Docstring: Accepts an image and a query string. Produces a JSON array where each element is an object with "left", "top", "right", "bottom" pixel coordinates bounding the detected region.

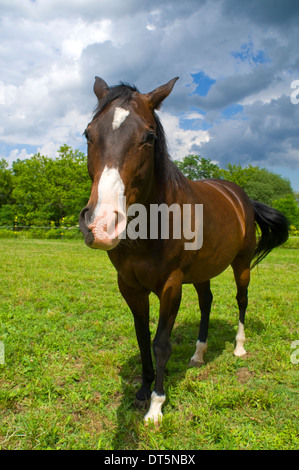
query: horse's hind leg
[
  {"left": 232, "top": 256, "right": 251, "bottom": 357},
  {"left": 189, "top": 281, "right": 213, "bottom": 367}
]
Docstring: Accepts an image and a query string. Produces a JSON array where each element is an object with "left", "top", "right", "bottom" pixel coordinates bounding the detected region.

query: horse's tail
[{"left": 251, "top": 200, "right": 289, "bottom": 269}]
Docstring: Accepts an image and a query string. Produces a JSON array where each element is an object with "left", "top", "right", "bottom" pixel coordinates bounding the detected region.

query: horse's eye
[
  {"left": 143, "top": 131, "right": 156, "bottom": 146},
  {"left": 84, "top": 129, "right": 91, "bottom": 143}
]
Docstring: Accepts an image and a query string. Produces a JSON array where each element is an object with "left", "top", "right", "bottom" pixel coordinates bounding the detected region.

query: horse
[{"left": 79, "top": 76, "right": 289, "bottom": 424}]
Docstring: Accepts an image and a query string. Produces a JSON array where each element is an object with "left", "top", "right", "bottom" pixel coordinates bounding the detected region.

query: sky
[{"left": 0, "top": 0, "right": 299, "bottom": 190}]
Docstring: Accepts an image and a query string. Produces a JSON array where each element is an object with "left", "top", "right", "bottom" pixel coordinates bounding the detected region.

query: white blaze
[
  {"left": 112, "top": 107, "right": 130, "bottom": 130},
  {"left": 94, "top": 166, "right": 126, "bottom": 219}
]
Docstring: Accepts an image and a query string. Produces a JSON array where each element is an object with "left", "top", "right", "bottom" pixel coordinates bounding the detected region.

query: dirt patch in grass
[{"left": 236, "top": 367, "right": 254, "bottom": 384}]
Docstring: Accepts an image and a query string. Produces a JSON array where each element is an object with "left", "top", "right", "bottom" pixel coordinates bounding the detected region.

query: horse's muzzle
[{"left": 79, "top": 204, "right": 126, "bottom": 250}]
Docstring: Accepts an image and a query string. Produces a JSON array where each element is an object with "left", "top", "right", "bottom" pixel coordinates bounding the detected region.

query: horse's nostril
[
  {"left": 79, "top": 206, "right": 92, "bottom": 234},
  {"left": 79, "top": 205, "right": 95, "bottom": 247}
]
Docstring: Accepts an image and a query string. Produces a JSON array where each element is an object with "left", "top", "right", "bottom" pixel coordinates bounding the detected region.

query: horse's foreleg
[
  {"left": 117, "top": 275, "right": 154, "bottom": 404},
  {"left": 144, "top": 270, "right": 183, "bottom": 425}
]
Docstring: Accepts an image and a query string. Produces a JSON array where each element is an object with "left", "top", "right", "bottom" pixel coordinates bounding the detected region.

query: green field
[{"left": 0, "top": 239, "right": 298, "bottom": 450}]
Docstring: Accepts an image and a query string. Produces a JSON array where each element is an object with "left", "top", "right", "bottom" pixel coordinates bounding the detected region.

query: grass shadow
[
  {"left": 111, "top": 314, "right": 264, "bottom": 449},
  {"left": 111, "top": 352, "right": 145, "bottom": 450}
]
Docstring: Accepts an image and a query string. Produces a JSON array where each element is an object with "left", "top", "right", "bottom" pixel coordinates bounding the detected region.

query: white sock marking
[
  {"left": 190, "top": 340, "right": 207, "bottom": 365},
  {"left": 144, "top": 391, "right": 165, "bottom": 424},
  {"left": 112, "top": 107, "right": 130, "bottom": 130},
  {"left": 234, "top": 321, "right": 246, "bottom": 356}
]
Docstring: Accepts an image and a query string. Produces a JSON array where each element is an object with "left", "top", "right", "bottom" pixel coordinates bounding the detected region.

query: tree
[
  {"left": 272, "top": 194, "right": 299, "bottom": 228},
  {"left": 243, "top": 169, "right": 293, "bottom": 206},
  {"left": 219, "top": 163, "right": 258, "bottom": 189},
  {"left": 174, "top": 155, "right": 221, "bottom": 180},
  {"left": 11, "top": 146, "right": 90, "bottom": 225},
  {"left": 0, "top": 204, "right": 15, "bottom": 226},
  {"left": 0, "top": 158, "right": 13, "bottom": 207},
  {"left": 44, "top": 145, "right": 91, "bottom": 225},
  {"left": 12, "top": 154, "right": 52, "bottom": 224},
  {"left": 218, "top": 164, "right": 293, "bottom": 205}
]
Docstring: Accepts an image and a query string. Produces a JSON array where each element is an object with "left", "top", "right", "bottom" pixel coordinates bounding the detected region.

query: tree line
[
  {"left": 0, "top": 146, "right": 90, "bottom": 227},
  {"left": 0, "top": 147, "right": 298, "bottom": 229}
]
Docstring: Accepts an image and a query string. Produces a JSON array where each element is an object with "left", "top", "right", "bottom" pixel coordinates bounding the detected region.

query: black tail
[{"left": 251, "top": 200, "right": 289, "bottom": 269}]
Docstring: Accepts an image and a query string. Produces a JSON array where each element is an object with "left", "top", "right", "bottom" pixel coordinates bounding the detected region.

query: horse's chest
[
  {"left": 125, "top": 259, "right": 161, "bottom": 292},
  {"left": 110, "top": 251, "right": 162, "bottom": 292}
]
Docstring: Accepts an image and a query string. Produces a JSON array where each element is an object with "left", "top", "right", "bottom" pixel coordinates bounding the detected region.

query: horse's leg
[
  {"left": 231, "top": 256, "right": 251, "bottom": 357},
  {"left": 189, "top": 280, "right": 213, "bottom": 366},
  {"left": 144, "top": 271, "right": 183, "bottom": 424},
  {"left": 117, "top": 275, "right": 154, "bottom": 405}
]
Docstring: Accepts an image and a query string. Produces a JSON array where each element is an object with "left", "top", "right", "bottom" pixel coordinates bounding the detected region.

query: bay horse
[{"left": 79, "top": 77, "right": 289, "bottom": 424}]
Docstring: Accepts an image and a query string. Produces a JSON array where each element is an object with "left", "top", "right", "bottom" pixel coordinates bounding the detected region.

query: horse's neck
[{"left": 152, "top": 162, "right": 190, "bottom": 206}]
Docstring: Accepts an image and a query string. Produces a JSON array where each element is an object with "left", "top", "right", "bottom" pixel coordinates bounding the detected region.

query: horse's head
[{"left": 79, "top": 76, "right": 178, "bottom": 250}]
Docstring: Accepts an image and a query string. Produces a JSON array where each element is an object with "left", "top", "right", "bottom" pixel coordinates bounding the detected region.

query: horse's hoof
[
  {"left": 188, "top": 359, "right": 204, "bottom": 368},
  {"left": 144, "top": 414, "right": 162, "bottom": 427},
  {"left": 234, "top": 347, "right": 247, "bottom": 357}
]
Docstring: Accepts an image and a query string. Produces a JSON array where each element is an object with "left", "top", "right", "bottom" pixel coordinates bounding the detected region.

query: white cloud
[
  {"left": 183, "top": 111, "right": 205, "bottom": 120},
  {"left": 158, "top": 111, "right": 210, "bottom": 160},
  {"left": 0, "top": 0, "right": 299, "bottom": 188},
  {"left": 7, "top": 148, "right": 34, "bottom": 166},
  {"left": 61, "top": 19, "right": 112, "bottom": 60},
  {"left": 146, "top": 24, "right": 156, "bottom": 31},
  {"left": 37, "top": 142, "right": 59, "bottom": 160}
]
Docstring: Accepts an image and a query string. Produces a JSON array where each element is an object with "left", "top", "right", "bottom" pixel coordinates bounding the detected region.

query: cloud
[
  {"left": 193, "top": 65, "right": 274, "bottom": 112},
  {"left": 158, "top": 110, "right": 210, "bottom": 160},
  {"left": 222, "top": 0, "right": 299, "bottom": 26},
  {"left": 61, "top": 19, "right": 112, "bottom": 60},
  {"left": 199, "top": 95, "right": 299, "bottom": 169},
  {"left": 0, "top": 0, "right": 299, "bottom": 189},
  {"left": 8, "top": 147, "right": 34, "bottom": 164}
]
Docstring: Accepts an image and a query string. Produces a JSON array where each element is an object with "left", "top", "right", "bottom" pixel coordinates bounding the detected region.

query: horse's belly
[
  {"left": 183, "top": 240, "right": 241, "bottom": 284},
  {"left": 183, "top": 258, "right": 231, "bottom": 284}
]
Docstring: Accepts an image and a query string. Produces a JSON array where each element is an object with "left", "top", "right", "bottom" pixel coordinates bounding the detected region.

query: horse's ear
[
  {"left": 94, "top": 76, "right": 110, "bottom": 101},
  {"left": 146, "top": 77, "right": 179, "bottom": 110}
]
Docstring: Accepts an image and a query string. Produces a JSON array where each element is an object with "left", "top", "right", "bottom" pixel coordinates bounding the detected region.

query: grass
[{"left": 0, "top": 239, "right": 298, "bottom": 450}]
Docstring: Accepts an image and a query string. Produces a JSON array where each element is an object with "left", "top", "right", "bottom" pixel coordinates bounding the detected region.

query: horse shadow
[{"left": 111, "top": 314, "right": 264, "bottom": 449}]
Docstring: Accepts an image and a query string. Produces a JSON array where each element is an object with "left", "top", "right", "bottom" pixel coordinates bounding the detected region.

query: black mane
[
  {"left": 153, "top": 112, "right": 187, "bottom": 192},
  {"left": 93, "top": 83, "right": 187, "bottom": 192}
]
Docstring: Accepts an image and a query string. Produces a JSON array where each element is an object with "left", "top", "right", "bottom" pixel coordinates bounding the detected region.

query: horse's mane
[{"left": 92, "top": 83, "right": 187, "bottom": 192}]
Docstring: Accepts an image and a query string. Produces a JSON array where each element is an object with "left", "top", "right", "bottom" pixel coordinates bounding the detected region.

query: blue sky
[{"left": 0, "top": 0, "right": 299, "bottom": 190}]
